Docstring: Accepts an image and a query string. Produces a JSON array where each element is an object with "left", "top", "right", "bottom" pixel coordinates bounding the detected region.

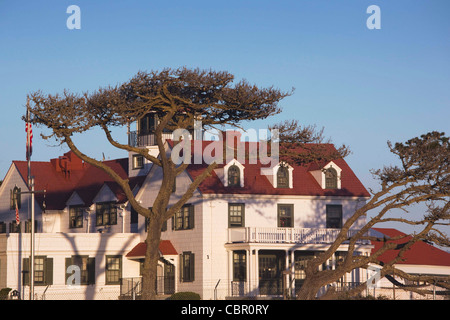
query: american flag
[
  {"left": 26, "top": 120, "right": 33, "bottom": 160},
  {"left": 15, "top": 201, "right": 20, "bottom": 225}
]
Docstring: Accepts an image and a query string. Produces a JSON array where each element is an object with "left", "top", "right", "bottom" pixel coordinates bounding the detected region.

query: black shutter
[
  {"left": 23, "top": 258, "right": 30, "bottom": 285},
  {"left": 189, "top": 205, "right": 194, "bottom": 229},
  {"left": 65, "top": 257, "right": 71, "bottom": 284},
  {"left": 88, "top": 258, "right": 96, "bottom": 285},
  {"left": 179, "top": 254, "right": 183, "bottom": 282},
  {"left": 45, "top": 258, "right": 53, "bottom": 285},
  {"left": 190, "top": 253, "right": 195, "bottom": 282}
]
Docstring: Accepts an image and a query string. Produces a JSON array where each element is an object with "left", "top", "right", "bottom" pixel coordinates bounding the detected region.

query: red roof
[
  {"left": 169, "top": 140, "right": 370, "bottom": 197},
  {"left": 13, "top": 151, "right": 144, "bottom": 210},
  {"left": 371, "top": 228, "right": 450, "bottom": 267},
  {"left": 126, "top": 241, "right": 178, "bottom": 258}
]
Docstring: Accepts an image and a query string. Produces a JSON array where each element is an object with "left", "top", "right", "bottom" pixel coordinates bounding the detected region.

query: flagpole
[
  {"left": 27, "top": 98, "right": 31, "bottom": 189},
  {"left": 26, "top": 98, "right": 35, "bottom": 300}
]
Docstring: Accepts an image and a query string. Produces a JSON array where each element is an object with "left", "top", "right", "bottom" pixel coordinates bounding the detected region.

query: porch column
[
  {"left": 285, "top": 250, "right": 290, "bottom": 297},
  {"left": 290, "top": 250, "right": 295, "bottom": 297},
  {"left": 246, "top": 249, "right": 251, "bottom": 296},
  {"left": 254, "top": 249, "right": 260, "bottom": 296},
  {"left": 228, "top": 250, "right": 233, "bottom": 296}
]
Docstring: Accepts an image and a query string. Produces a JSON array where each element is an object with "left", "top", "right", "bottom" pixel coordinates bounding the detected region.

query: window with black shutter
[
  {"left": 23, "top": 256, "right": 53, "bottom": 286},
  {"left": 180, "top": 252, "right": 195, "bottom": 282},
  {"left": 172, "top": 204, "right": 194, "bottom": 230},
  {"left": 65, "top": 255, "right": 95, "bottom": 285}
]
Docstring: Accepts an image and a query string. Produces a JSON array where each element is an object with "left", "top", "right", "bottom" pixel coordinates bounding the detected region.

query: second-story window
[
  {"left": 278, "top": 204, "right": 294, "bottom": 227},
  {"left": 96, "top": 202, "right": 117, "bottom": 226},
  {"left": 69, "top": 205, "right": 84, "bottom": 228},
  {"left": 326, "top": 205, "right": 342, "bottom": 228},
  {"left": 139, "top": 113, "right": 156, "bottom": 135},
  {"left": 228, "top": 203, "right": 245, "bottom": 228},
  {"left": 228, "top": 165, "right": 241, "bottom": 187},
  {"left": 172, "top": 204, "right": 194, "bottom": 230},
  {"left": 277, "top": 166, "right": 289, "bottom": 188}
]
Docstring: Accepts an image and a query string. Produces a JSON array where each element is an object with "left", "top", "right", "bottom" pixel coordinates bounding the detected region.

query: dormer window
[
  {"left": 228, "top": 165, "right": 240, "bottom": 187},
  {"left": 277, "top": 166, "right": 289, "bottom": 188},
  {"left": 325, "top": 167, "right": 338, "bottom": 189},
  {"left": 309, "top": 161, "right": 342, "bottom": 190},
  {"left": 220, "top": 160, "right": 245, "bottom": 188}
]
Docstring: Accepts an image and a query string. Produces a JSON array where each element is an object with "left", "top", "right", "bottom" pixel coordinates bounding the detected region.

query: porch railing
[
  {"left": 119, "top": 276, "right": 174, "bottom": 299},
  {"left": 228, "top": 227, "right": 370, "bottom": 245}
]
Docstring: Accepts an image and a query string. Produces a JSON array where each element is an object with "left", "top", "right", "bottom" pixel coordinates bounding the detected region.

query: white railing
[{"left": 228, "top": 227, "right": 368, "bottom": 245}]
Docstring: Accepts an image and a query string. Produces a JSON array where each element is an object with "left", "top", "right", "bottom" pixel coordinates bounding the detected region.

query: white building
[
  {"left": 0, "top": 114, "right": 376, "bottom": 300},
  {"left": 369, "top": 228, "right": 450, "bottom": 300}
]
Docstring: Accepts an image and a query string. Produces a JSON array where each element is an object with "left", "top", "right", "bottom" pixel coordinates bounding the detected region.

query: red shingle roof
[
  {"left": 371, "top": 228, "right": 450, "bottom": 267},
  {"left": 13, "top": 151, "right": 144, "bottom": 210},
  {"left": 170, "top": 140, "right": 370, "bottom": 197},
  {"left": 126, "top": 240, "right": 178, "bottom": 258}
]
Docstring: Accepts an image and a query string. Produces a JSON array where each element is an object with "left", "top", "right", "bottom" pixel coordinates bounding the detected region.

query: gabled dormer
[
  {"left": 215, "top": 159, "right": 245, "bottom": 188},
  {"left": 310, "top": 161, "right": 342, "bottom": 189},
  {"left": 263, "top": 162, "right": 294, "bottom": 189}
]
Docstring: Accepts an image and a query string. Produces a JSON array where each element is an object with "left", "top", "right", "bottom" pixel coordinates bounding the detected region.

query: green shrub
[
  {"left": 0, "top": 288, "right": 12, "bottom": 300},
  {"left": 167, "top": 292, "right": 201, "bottom": 300}
]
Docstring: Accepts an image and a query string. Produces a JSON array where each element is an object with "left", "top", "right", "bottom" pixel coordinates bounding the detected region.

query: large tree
[
  {"left": 290, "top": 131, "right": 450, "bottom": 300},
  {"left": 27, "top": 67, "right": 294, "bottom": 299}
]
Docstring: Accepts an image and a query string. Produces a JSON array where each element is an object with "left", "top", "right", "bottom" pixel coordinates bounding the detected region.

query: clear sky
[{"left": 0, "top": 1, "right": 449, "bottom": 234}]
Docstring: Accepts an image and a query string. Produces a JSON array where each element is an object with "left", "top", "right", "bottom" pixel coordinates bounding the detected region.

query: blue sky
[{"left": 1, "top": 1, "right": 449, "bottom": 233}]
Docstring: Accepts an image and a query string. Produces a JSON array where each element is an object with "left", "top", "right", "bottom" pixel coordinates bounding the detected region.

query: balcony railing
[
  {"left": 128, "top": 131, "right": 173, "bottom": 148},
  {"left": 228, "top": 227, "right": 370, "bottom": 245}
]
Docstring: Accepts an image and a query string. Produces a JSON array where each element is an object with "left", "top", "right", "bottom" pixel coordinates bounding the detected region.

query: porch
[
  {"left": 225, "top": 242, "right": 372, "bottom": 299},
  {"left": 228, "top": 227, "right": 370, "bottom": 245}
]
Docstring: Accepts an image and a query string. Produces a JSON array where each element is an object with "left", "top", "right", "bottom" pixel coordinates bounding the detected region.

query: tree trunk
[
  {"left": 296, "top": 276, "right": 324, "bottom": 300},
  {"left": 141, "top": 217, "right": 162, "bottom": 300}
]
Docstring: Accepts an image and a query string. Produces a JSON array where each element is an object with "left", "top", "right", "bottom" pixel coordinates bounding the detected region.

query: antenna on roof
[{"left": 102, "top": 152, "right": 105, "bottom": 161}]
